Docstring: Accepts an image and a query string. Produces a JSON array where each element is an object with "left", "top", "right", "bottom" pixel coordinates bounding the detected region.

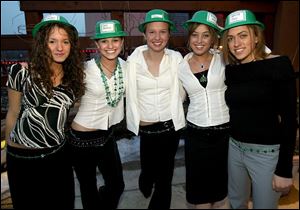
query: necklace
[
  {"left": 96, "top": 59, "right": 124, "bottom": 107},
  {"left": 101, "top": 62, "right": 115, "bottom": 74},
  {"left": 199, "top": 63, "right": 207, "bottom": 83},
  {"left": 192, "top": 56, "right": 210, "bottom": 83},
  {"left": 52, "top": 70, "right": 63, "bottom": 84}
]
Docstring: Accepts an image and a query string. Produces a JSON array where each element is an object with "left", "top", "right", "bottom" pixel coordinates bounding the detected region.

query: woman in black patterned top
[
  {"left": 221, "top": 10, "right": 297, "bottom": 209},
  {"left": 5, "top": 15, "right": 85, "bottom": 209}
]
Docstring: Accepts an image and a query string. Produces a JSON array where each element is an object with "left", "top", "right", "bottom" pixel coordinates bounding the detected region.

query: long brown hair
[
  {"left": 187, "top": 23, "right": 219, "bottom": 51},
  {"left": 29, "top": 23, "right": 85, "bottom": 99},
  {"left": 221, "top": 25, "right": 268, "bottom": 65}
]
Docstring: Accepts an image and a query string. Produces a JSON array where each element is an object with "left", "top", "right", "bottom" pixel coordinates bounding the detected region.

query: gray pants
[{"left": 228, "top": 137, "right": 281, "bottom": 209}]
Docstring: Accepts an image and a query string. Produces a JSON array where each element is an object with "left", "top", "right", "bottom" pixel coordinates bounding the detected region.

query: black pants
[
  {"left": 139, "top": 120, "right": 180, "bottom": 209},
  {"left": 7, "top": 143, "right": 75, "bottom": 209},
  {"left": 68, "top": 129, "right": 124, "bottom": 209}
]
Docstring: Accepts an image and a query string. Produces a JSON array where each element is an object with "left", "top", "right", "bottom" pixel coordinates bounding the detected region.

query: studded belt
[
  {"left": 68, "top": 129, "right": 112, "bottom": 148},
  {"left": 139, "top": 120, "right": 174, "bottom": 134},
  {"left": 230, "top": 138, "right": 280, "bottom": 154}
]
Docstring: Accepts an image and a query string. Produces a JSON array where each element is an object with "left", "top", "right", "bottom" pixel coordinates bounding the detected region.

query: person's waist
[
  {"left": 8, "top": 132, "right": 65, "bottom": 149},
  {"left": 140, "top": 112, "right": 172, "bottom": 124},
  {"left": 139, "top": 103, "right": 171, "bottom": 120},
  {"left": 189, "top": 90, "right": 227, "bottom": 101},
  {"left": 139, "top": 119, "right": 174, "bottom": 133},
  {"left": 230, "top": 137, "right": 280, "bottom": 153},
  {"left": 187, "top": 121, "right": 230, "bottom": 130},
  {"left": 69, "top": 127, "right": 112, "bottom": 139},
  {"left": 6, "top": 140, "right": 66, "bottom": 159},
  {"left": 187, "top": 114, "right": 229, "bottom": 127},
  {"left": 6, "top": 139, "right": 30, "bottom": 149},
  {"left": 73, "top": 115, "right": 123, "bottom": 130},
  {"left": 68, "top": 128, "right": 113, "bottom": 147}
]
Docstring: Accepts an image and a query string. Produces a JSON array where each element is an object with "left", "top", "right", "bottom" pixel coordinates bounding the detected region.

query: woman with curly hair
[{"left": 5, "top": 14, "right": 85, "bottom": 209}]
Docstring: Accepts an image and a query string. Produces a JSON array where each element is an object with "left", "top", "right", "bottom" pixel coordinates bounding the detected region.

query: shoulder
[
  {"left": 166, "top": 49, "right": 183, "bottom": 61},
  {"left": 118, "top": 57, "right": 126, "bottom": 65},
  {"left": 127, "top": 45, "right": 147, "bottom": 62},
  {"left": 84, "top": 58, "right": 98, "bottom": 70},
  {"left": 262, "top": 55, "right": 294, "bottom": 80},
  {"left": 266, "top": 54, "right": 280, "bottom": 59},
  {"left": 9, "top": 63, "right": 28, "bottom": 78},
  {"left": 118, "top": 57, "right": 127, "bottom": 70},
  {"left": 85, "top": 58, "right": 96, "bottom": 66},
  {"left": 19, "top": 62, "right": 28, "bottom": 68},
  {"left": 263, "top": 55, "right": 292, "bottom": 66}
]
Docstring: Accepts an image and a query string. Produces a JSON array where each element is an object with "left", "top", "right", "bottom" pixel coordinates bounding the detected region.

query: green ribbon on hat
[
  {"left": 91, "top": 20, "right": 127, "bottom": 40},
  {"left": 138, "top": 9, "right": 176, "bottom": 32},
  {"left": 32, "top": 14, "right": 77, "bottom": 37},
  {"left": 221, "top": 10, "right": 265, "bottom": 34}
]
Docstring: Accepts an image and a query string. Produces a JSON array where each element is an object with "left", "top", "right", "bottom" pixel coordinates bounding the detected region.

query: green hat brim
[
  {"left": 221, "top": 21, "right": 265, "bottom": 34},
  {"left": 90, "top": 31, "right": 127, "bottom": 40},
  {"left": 138, "top": 20, "right": 176, "bottom": 33},
  {"left": 32, "top": 20, "right": 77, "bottom": 37}
]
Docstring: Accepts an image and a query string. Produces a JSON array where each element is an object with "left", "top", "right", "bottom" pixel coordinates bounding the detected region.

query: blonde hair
[{"left": 221, "top": 25, "right": 268, "bottom": 65}]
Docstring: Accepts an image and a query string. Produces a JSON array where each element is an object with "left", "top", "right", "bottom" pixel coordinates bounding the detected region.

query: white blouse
[
  {"left": 73, "top": 57, "right": 125, "bottom": 130},
  {"left": 179, "top": 51, "right": 229, "bottom": 127},
  {"left": 136, "top": 53, "right": 172, "bottom": 122},
  {"left": 126, "top": 45, "right": 186, "bottom": 135}
]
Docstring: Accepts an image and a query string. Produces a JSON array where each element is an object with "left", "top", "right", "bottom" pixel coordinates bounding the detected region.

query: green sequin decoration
[{"left": 199, "top": 74, "right": 207, "bottom": 83}]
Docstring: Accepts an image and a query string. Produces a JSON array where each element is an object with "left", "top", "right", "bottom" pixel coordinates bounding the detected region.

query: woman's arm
[{"left": 5, "top": 88, "right": 22, "bottom": 142}]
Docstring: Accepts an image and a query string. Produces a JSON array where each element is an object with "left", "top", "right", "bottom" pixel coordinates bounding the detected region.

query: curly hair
[{"left": 29, "top": 23, "right": 85, "bottom": 99}]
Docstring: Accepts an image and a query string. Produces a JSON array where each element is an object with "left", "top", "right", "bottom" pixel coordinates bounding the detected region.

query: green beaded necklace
[{"left": 96, "top": 59, "right": 124, "bottom": 107}]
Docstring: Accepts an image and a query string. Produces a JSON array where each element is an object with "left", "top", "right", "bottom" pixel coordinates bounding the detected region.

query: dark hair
[
  {"left": 29, "top": 23, "right": 85, "bottom": 99},
  {"left": 187, "top": 23, "right": 219, "bottom": 51},
  {"left": 221, "top": 25, "right": 268, "bottom": 65}
]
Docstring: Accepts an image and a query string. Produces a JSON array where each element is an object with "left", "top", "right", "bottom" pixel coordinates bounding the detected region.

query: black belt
[
  {"left": 187, "top": 121, "right": 230, "bottom": 130},
  {"left": 139, "top": 120, "right": 174, "bottom": 134},
  {"left": 68, "top": 129, "right": 112, "bottom": 148}
]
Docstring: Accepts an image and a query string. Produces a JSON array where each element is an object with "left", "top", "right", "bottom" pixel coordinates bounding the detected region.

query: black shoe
[{"left": 138, "top": 174, "right": 153, "bottom": 198}]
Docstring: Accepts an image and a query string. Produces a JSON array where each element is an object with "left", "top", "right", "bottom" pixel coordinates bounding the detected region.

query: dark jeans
[
  {"left": 6, "top": 143, "right": 75, "bottom": 209},
  {"left": 68, "top": 129, "right": 124, "bottom": 209},
  {"left": 139, "top": 120, "right": 181, "bottom": 209}
]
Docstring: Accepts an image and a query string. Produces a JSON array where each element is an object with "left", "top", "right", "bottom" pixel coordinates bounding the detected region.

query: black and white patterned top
[{"left": 7, "top": 64, "right": 75, "bottom": 148}]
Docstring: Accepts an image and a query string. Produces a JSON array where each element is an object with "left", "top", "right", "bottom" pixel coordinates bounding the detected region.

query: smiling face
[
  {"left": 189, "top": 24, "right": 214, "bottom": 56},
  {"left": 95, "top": 37, "right": 124, "bottom": 60},
  {"left": 144, "top": 22, "right": 170, "bottom": 53},
  {"left": 227, "top": 25, "right": 258, "bottom": 63},
  {"left": 47, "top": 26, "right": 71, "bottom": 63}
]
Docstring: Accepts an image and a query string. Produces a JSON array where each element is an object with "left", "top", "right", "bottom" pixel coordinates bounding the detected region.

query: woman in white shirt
[
  {"left": 179, "top": 11, "right": 230, "bottom": 209},
  {"left": 69, "top": 20, "right": 126, "bottom": 209},
  {"left": 126, "top": 9, "right": 185, "bottom": 209}
]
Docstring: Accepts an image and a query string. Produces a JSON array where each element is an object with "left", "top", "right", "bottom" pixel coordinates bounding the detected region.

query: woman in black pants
[
  {"left": 126, "top": 9, "right": 186, "bottom": 209},
  {"left": 69, "top": 20, "right": 127, "bottom": 209}
]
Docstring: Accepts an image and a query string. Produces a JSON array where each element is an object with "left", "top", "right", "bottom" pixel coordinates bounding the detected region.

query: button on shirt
[
  {"left": 136, "top": 56, "right": 172, "bottom": 122},
  {"left": 126, "top": 45, "right": 186, "bottom": 135},
  {"left": 73, "top": 58, "right": 125, "bottom": 130},
  {"left": 179, "top": 51, "right": 229, "bottom": 127}
]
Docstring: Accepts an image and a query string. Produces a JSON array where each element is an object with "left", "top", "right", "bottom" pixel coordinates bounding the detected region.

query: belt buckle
[{"left": 163, "top": 121, "right": 169, "bottom": 128}]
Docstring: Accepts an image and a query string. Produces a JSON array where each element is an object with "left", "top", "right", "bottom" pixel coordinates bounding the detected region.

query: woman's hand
[{"left": 272, "top": 174, "right": 293, "bottom": 194}]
